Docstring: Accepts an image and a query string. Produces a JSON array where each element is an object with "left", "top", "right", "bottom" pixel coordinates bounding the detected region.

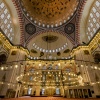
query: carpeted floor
[{"left": 1, "top": 97, "right": 100, "bottom": 100}]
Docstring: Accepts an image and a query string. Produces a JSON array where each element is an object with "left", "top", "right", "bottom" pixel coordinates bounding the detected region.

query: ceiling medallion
[
  {"left": 64, "top": 23, "right": 75, "bottom": 34},
  {"left": 25, "top": 23, "right": 36, "bottom": 35},
  {"left": 21, "top": 0, "right": 79, "bottom": 28},
  {"left": 42, "top": 35, "right": 58, "bottom": 43}
]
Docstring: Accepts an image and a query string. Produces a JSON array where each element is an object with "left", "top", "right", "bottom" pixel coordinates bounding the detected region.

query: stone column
[
  {"left": 82, "top": 89, "right": 85, "bottom": 98},
  {"left": 67, "top": 89, "right": 70, "bottom": 98},
  {"left": 72, "top": 89, "right": 75, "bottom": 98},
  {"left": 35, "top": 86, "right": 40, "bottom": 96},
  {"left": 0, "top": 49, "right": 27, "bottom": 97},
  {"left": 60, "top": 86, "right": 64, "bottom": 96}
]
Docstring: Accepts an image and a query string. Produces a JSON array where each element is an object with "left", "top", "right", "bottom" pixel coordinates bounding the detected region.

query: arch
[
  {"left": 0, "top": 0, "right": 22, "bottom": 44},
  {"left": 75, "top": 0, "right": 87, "bottom": 45},
  {"left": 63, "top": 66, "right": 76, "bottom": 72},
  {"left": 79, "top": 0, "right": 99, "bottom": 44},
  {"left": 25, "top": 66, "right": 37, "bottom": 72},
  {"left": 42, "top": 65, "right": 47, "bottom": 70},
  {"left": 94, "top": 53, "right": 100, "bottom": 63},
  {"left": 26, "top": 30, "right": 74, "bottom": 58},
  {"left": 0, "top": 52, "right": 8, "bottom": 64},
  {"left": 26, "top": 30, "right": 74, "bottom": 46},
  {"left": 86, "top": 0, "right": 100, "bottom": 42}
]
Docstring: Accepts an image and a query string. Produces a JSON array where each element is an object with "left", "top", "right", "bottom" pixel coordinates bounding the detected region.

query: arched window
[
  {"left": 0, "top": 54, "right": 7, "bottom": 64},
  {"left": 66, "top": 68, "right": 71, "bottom": 73},
  {"left": 42, "top": 65, "right": 46, "bottom": 70},
  {"left": 30, "top": 76, "right": 33, "bottom": 81},
  {"left": 55, "top": 65, "right": 58, "bottom": 69},
  {"left": 86, "top": 0, "right": 100, "bottom": 41},
  {"left": 94, "top": 53, "right": 100, "bottom": 63},
  {"left": 41, "top": 88, "right": 45, "bottom": 95},
  {"left": 47, "top": 64, "right": 52, "bottom": 70},
  {"left": 56, "top": 88, "right": 60, "bottom": 95},
  {"left": 29, "top": 68, "right": 34, "bottom": 73},
  {"left": 0, "top": 2, "right": 14, "bottom": 42},
  {"left": 27, "top": 86, "right": 32, "bottom": 95}
]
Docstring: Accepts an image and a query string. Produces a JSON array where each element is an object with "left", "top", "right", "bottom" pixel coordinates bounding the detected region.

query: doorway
[
  {"left": 56, "top": 88, "right": 60, "bottom": 95},
  {"left": 46, "top": 87, "right": 55, "bottom": 96}
]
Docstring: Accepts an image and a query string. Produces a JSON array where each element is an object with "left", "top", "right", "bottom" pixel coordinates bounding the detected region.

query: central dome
[{"left": 21, "top": 0, "right": 78, "bottom": 27}]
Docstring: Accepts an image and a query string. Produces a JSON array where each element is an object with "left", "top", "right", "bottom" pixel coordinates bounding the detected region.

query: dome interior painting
[{"left": 21, "top": 0, "right": 79, "bottom": 27}]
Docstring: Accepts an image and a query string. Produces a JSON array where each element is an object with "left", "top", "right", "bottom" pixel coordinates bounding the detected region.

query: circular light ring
[
  {"left": 17, "top": 73, "right": 42, "bottom": 82},
  {"left": 29, "top": 56, "right": 72, "bottom": 60},
  {"left": 32, "top": 42, "right": 68, "bottom": 53}
]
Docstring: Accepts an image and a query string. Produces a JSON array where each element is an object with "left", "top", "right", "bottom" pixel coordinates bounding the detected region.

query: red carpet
[{"left": 0, "top": 97, "right": 100, "bottom": 100}]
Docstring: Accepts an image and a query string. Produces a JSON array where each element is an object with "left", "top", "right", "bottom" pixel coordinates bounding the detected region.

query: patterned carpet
[{"left": 1, "top": 97, "right": 100, "bottom": 100}]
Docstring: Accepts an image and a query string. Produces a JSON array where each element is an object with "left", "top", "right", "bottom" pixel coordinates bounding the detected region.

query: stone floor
[{"left": 1, "top": 97, "right": 100, "bottom": 100}]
